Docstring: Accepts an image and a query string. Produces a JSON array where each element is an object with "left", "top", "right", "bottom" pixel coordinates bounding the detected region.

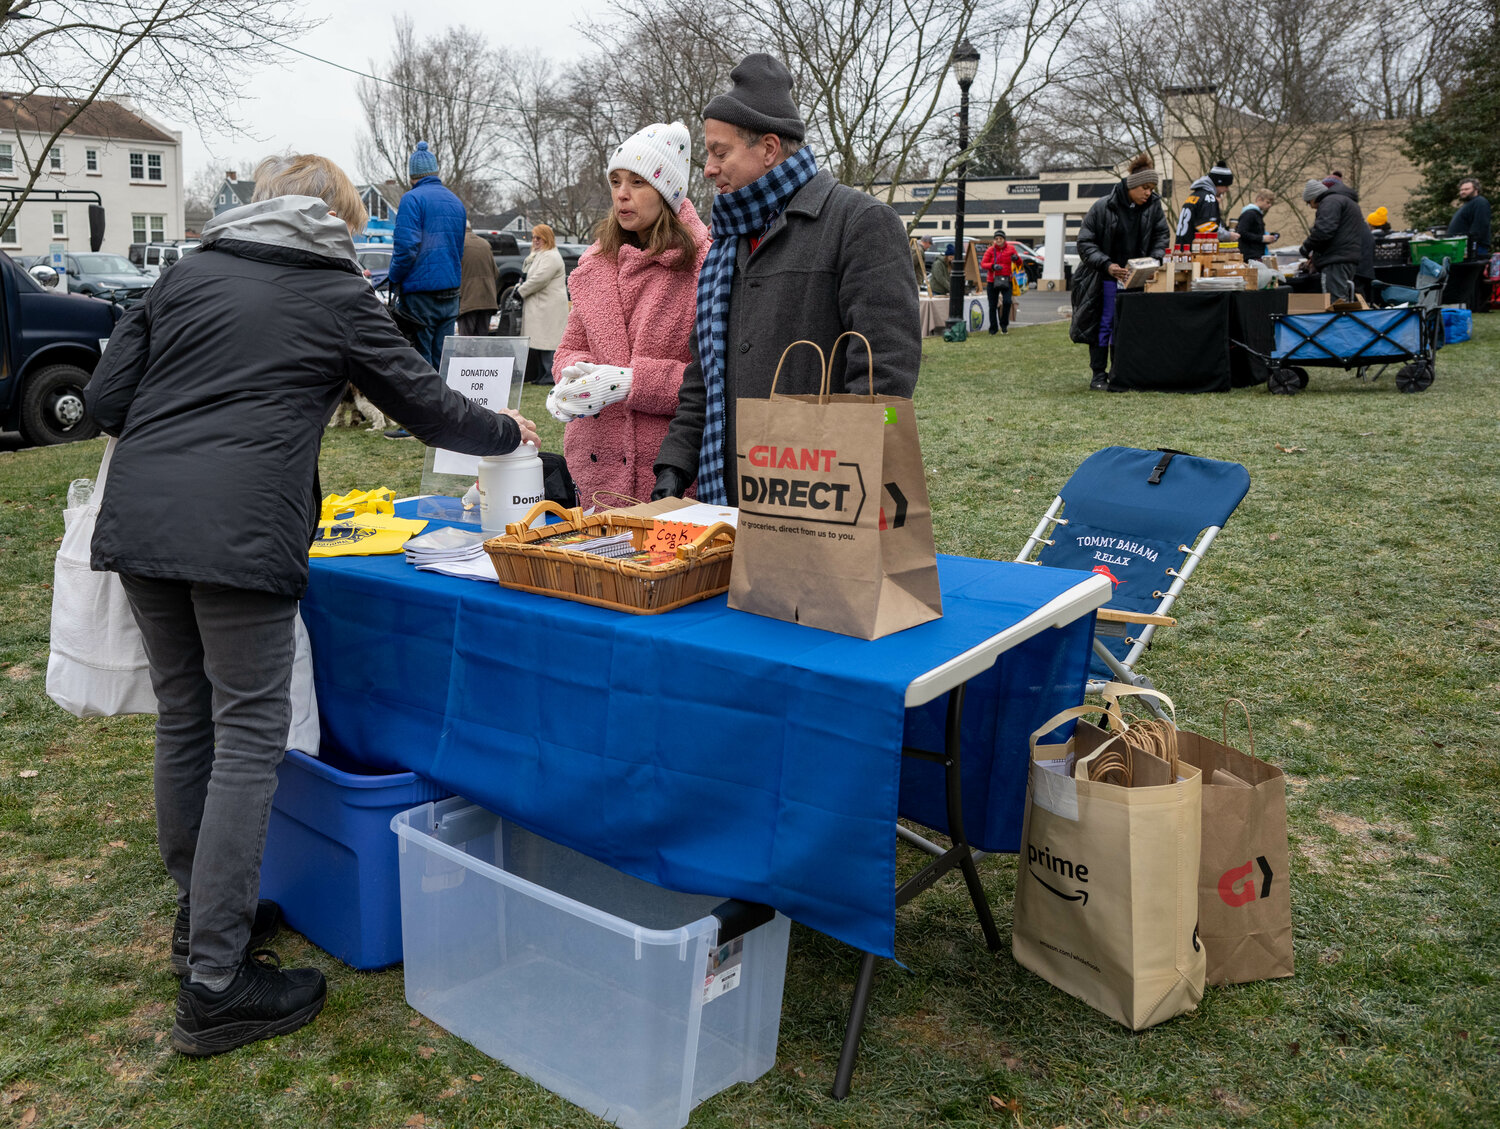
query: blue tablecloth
[{"left": 302, "top": 512, "right": 1093, "bottom": 958}]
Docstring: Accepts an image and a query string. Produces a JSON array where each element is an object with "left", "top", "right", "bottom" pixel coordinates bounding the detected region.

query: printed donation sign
[{"left": 433, "top": 355, "right": 515, "bottom": 477}]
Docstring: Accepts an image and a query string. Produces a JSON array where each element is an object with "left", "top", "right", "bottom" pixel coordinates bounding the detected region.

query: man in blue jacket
[{"left": 388, "top": 141, "right": 466, "bottom": 370}]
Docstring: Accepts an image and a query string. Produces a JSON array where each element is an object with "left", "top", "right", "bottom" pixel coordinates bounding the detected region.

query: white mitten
[
  {"left": 544, "top": 381, "right": 578, "bottom": 423},
  {"left": 550, "top": 364, "right": 633, "bottom": 419}
]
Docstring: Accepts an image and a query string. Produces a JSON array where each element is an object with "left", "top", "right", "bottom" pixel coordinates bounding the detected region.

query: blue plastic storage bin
[
  {"left": 261, "top": 746, "right": 448, "bottom": 969},
  {"left": 1441, "top": 308, "right": 1472, "bottom": 344}
]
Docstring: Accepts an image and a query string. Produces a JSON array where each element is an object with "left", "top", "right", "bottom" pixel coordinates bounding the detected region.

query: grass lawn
[{"left": 2, "top": 312, "right": 1496, "bottom": 1128}]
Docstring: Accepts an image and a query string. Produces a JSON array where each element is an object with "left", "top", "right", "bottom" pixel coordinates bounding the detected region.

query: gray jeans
[
  {"left": 1320, "top": 261, "right": 1357, "bottom": 302},
  {"left": 119, "top": 575, "right": 297, "bottom": 979}
]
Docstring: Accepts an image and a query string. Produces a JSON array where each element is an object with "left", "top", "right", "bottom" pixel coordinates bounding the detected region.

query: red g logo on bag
[{"left": 1218, "top": 857, "right": 1274, "bottom": 907}]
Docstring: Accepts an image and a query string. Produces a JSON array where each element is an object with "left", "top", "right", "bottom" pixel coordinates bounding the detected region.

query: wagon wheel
[
  {"left": 1293, "top": 366, "right": 1309, "bottom": 388},
  {"left": 1268, "top": 367, "right": 1302, "bottom": 395},
  {"left": 1396, "top": 359, "right": 1435, "bottom": 393}
]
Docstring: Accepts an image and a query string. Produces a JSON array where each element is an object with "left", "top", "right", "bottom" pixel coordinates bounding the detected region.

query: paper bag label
[
  {"left": 738, "top": 445, "right": 867, "bottom": 526},
  {"left": 1025, "top": 841, "right": 1092, "bottom": 905},
  {"left": 1217, "top": 856, "right": 1275, "bottom": 907}
]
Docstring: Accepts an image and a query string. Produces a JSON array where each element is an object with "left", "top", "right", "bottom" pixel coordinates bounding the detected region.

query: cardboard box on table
[
  {"left": 1286, "top": 292, "right": 1332, "bottom": 314},
  {"left": 1146, "top": 262, "right": 1200, "bottom": 293}
]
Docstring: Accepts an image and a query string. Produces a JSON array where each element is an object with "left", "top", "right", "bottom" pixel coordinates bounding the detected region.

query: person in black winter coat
[
  {"left": 1299, "top": 179, "right": 1368, "bottom": 301},
  {"left": 1071, "top": 154, "right": 1171, "bottom": 390},
  {"left": 1236, "top": 191, "right": 1278, "bottom": 261},
  {"left": 1449, "top": 178, "right": 1492, "bottom": 257},
  {"left": 85, "top": 154, "right": 538, "bottom": 1058}
]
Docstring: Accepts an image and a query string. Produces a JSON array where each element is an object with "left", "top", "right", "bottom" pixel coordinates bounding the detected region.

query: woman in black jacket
[
  {"left": 1070, "top": 154, "right": 1171, "bottom": 390},
  {"left": 85, "top": 154, "right": 538, "bottom": 1056}
]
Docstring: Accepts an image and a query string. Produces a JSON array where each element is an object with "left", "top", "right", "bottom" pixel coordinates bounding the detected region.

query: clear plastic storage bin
[{"left": 391, "top": 798, "right": 790, "bottom": 1129}]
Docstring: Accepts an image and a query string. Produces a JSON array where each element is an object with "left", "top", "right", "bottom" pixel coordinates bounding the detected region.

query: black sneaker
[
  {"left": 1089, "top": 374, "right": 1110, "bottom": 391},
  {"left": 171, "top": 900, "right": 282, "bottom": 978},
  {"left": 383, "top": 427, "right": 414, "bottom": 439},
  {"left": 172, "top": 950, "right": 326, "bottom": 1056}
]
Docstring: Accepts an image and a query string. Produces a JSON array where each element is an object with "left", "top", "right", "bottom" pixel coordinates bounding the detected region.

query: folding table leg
[
  {"left": 831, "top": 684, "right": 999, "bottom": 1098},
  {"left": 832, "top": 952, "right": 879, "bottom": 1099}
]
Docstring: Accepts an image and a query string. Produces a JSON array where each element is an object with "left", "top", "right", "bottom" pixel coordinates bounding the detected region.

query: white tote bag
[
  {"left": 47, "top": 438, "right": 156, "bottom": 717},
  {"left": 47, "top": 438, "right": 321, "bottom": 753}
]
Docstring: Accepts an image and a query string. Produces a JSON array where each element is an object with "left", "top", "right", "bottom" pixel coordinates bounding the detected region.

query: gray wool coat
[{"left": 654, "top": 169, "right": 920, "bottom": 504}]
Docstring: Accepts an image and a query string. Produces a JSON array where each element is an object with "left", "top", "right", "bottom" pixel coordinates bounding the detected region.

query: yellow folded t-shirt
[{"left": 310, "top": 512, "right": 428, "bottom": 557}]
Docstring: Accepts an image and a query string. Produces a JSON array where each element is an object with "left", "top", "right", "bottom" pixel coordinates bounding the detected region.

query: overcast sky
[{"left": 155, "top": 0, "right": 604, "bottom": 187}]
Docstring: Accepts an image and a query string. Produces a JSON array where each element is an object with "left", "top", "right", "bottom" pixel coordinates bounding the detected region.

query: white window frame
[
  {"left": 1, "top": 218, "right": 17, "bottom": 244},
  {"left": 132, "top": 213, "right": 148, "bottom": 244},
  {"left": 129, "top": 151, "right": 145, "bottom": 180},
  {"left": 85, "top": 148, "right": 98, "bottom": 173},
  {"left": 52, "top": 211, "right": 66, "bottom": 238},
  {"left": 0, "top": 143, "right": 12, "bottom": 176},
  {"left": 147, "top": 153, "right": 163, "bottom": 182},
  {"left": 149, "top": 214, "right": 165, "bottom": 241},
  {"left": 49, "top": 146, "right": 63, "bottom": 171}
]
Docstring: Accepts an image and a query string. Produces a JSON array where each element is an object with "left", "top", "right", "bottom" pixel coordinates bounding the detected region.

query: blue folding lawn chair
[{"left": 1017, "top": 447, "right": 1251, "bottom": 716}]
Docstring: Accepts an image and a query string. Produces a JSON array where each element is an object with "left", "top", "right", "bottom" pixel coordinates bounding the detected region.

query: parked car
[
  {"left": 1033, "top": 240, "right": 1079, "bottom": 285},
  {"left": 923, "top": 237, "right": 1044, "bottom": 288},
  {"left": 61, "top": 252, "right": 152, "bottom": 304},
  {"left": 0, "top": 250, "right": 122, "bottom": 444},
  {"left": 140, "top": 240, "right": 201, "bottom": 277},
  {"left": 352, "top": 242, "right": 393, "bottom": 302},
  {"left": 479, "top": 230, "right": 584, "bottom": 304}
]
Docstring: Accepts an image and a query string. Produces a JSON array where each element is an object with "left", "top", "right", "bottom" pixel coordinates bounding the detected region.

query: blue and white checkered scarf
[{"left": 693, "top": 145, "right": 819, "bottom": 504}]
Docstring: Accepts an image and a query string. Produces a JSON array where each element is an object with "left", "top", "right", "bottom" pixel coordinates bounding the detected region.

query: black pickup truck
[
  {"left": 480, "top": 231, "right": 585, "bottom": 300},
  {"left": 0, "top": 252, "right": 120, "bottom": 445}
]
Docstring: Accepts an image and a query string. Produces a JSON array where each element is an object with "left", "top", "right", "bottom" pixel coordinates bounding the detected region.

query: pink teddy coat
[{"left": 553, "top": 199, "right": 710, "bottom": 509}]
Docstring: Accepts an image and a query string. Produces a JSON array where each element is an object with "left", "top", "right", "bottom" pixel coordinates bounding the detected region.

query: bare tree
[
  {"left": 579, "top": 0, "right": 1093, "bottom": 231},
  {"left": 355, "top": 16, "right": 510, "bottom": 212},
  {"left": 1023, "top": 0, "right": 1402, "bottom": 232},
  {"left": 0, "top": 0, "right": 315, "bottom": 232},
  {"left": 483, "top": 55, "right": 612, "bottom": 240},
  {"left": 574, "top": 4, "right": 743, "bottom": 219}
]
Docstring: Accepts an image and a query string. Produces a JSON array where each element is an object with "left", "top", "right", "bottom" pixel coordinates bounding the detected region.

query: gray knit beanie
[
  {"left": 1303, "top": 179, "right": 1330, "bottom": 203},
  {"left": 702, "top": 53, "right": 806, "bottom": 141}
]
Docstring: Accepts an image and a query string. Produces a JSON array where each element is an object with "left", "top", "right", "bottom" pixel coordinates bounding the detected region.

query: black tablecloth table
[
  {"left": 1111, "top": 288, "right": 1289, "bottom": 392},
  {"left": 1289, "top": 262, "right": 1487, "bottom": 309},
  {"left": 1374, "top": 261, "right": 1487, "bottom": 308}
]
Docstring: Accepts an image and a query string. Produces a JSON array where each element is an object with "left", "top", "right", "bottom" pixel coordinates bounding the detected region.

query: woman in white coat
[{"left": 518, "top": 223, "right": 568, "bottom": 383}]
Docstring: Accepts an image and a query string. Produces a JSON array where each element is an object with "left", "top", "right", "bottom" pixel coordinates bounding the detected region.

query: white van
[{"left": 141, "top": 241, "right": 202, "bottom": 277}]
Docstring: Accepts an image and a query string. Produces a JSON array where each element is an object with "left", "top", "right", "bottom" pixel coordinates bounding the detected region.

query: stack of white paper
[{"left": 405, "top": 526, "right": 498, "bottom": 582}]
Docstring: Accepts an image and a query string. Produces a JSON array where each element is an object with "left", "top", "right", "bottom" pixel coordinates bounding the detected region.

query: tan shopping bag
[
  {"left": 1012, "top": 703, "right": 1206, "bottom": 1030},
  {"left": 729, "top": 333, "right": 942, "bottom": 639},
  {"left": 1173, "top": 700, "right": 1294, "bottom": 985}
]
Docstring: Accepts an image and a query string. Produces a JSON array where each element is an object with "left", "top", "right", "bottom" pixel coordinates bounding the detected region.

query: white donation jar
[{"left": 477, "top": 445, "right": 545, "bottom": 533}]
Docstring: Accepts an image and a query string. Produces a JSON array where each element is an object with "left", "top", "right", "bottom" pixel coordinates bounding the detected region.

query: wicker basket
[{"left": 483, "top": 501, "right": 736, "bottom": 614}]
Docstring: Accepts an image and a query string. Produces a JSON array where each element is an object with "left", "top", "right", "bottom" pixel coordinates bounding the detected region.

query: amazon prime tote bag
[{"left": 1011, "top": 705, "right": 1205, "bottom": 1030}]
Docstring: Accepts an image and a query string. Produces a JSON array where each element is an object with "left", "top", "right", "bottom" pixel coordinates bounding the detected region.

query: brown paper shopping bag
[
  {"left": 1012, "top": 703, "right": 1206, "bottom": 1030},
  {"left": 1173, "top": 700, "right": 1294, "bottom": 985},
  {"left": 729, "top": 333, "right": 942, "bottom": 639}
]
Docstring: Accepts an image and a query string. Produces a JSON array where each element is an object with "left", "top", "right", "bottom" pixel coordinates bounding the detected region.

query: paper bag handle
[
  {"left": 826, "top": 331, "right": 877, "bottom": 403},
  {"left": 1222, "top": 698, "right": 1254, "bottom": 756},
  {"left": 1100, "top": 682, "right": 1177, "bottom": 723},
  {"left": 590, "top": 490, "right": 644, "bottom": 510},
  {"left": 1028, "top": 703, "right": 1122, "bottom": 755},
  {"left": 506, "top": 499, "right": 581, "bottom": 536},
  {"left": 768, "top": 339, "right": 828, "bottom": 398}
]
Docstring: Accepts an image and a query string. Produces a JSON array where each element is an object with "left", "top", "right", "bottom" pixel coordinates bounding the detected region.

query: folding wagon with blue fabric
[{"left": 1259, "top": 257, "right": 1446, "bottom": 395}]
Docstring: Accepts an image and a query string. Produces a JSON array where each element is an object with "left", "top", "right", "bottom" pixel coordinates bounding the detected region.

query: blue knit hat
[{"left": 409, "top": 141, "right": 438, "bottom": 179}]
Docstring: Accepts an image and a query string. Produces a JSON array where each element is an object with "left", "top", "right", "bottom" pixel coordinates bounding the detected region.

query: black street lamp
[{"left": 946, "top": 37, "right": 980, "bottom": 328}]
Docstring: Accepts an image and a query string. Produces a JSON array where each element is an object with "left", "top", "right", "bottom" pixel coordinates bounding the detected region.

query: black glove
[{"left": 651, "top": 466, "right": 689, "bottom": 501}]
